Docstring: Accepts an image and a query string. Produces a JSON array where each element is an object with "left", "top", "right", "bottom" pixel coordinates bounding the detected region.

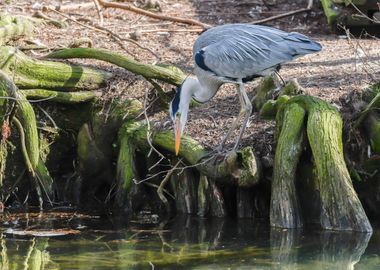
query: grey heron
[{"left": 170, "top": 24, "right": 321, "bottom": 155}]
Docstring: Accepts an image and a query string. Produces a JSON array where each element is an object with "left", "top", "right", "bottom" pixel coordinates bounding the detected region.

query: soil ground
[{"left": 1, "top": 0, "right": 380, "bottom": 158}]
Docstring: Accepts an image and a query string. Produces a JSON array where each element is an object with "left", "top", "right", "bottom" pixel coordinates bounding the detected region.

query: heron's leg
[
  {"left": 272, "top": 71, "right": 285, "bottom": 99},
  {"left": 217, "top": 84, "right": 246, "bottom": 151},
  {"left": 274, "top": 70, "right": 285, "bottom": 86},
  {"left": 233, "top": 83, "right": 252, "bottom": 150}
]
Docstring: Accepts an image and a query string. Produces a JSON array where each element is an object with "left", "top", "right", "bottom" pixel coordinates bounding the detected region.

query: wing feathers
[{"left": 193, "top": 24, "right": 321, "bottom": 79}]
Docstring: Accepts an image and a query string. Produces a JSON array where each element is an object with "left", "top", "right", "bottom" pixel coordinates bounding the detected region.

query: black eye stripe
[{"left": 171, "top": 85, "right": 182, "bottom": 117}]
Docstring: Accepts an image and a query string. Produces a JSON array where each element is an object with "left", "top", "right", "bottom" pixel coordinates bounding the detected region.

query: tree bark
[
  {"left": 121, "top": 121, "right": 261, "bottom": 186},
  {"left": 46, "top": 48, "right": 185, "bottom": 86},
  {"left": 270, "top": 103, "right": 305, "bottom": 228},
  {"left": 0, "top": 46, "right": 111, "bottom": 90},
  {"left": 292, "top": 95, "right": 372, "bottom": 232}
]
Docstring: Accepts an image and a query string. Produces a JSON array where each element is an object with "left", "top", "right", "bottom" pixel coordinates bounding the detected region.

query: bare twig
[
  {"left": 251, "top": 0, "right": 313, "bottom": 24},
  {"left": 44, "top": 6, "right": 108, "bottom": 34},
  {"left": 97, "top": 0, "right": 211, "bottom": 29},
  {"left": 157, "top": 159, "right": 182, "bottom": 211},
  {"left": 92, "top": 0, "right": 104, "bottom": 26},
  {"left": 143, "top": 89, "right": 166, "bottom": 161},
  {"left": 127, "top": 28, "right": 204, "bottom": 34},
  {"left": 349, "top": 1, "right": 380, "bottom": 24},
  {"left": 144, "top": 182, "right": 175, "bottom": 199},
  {"left": 94, "top": 24, "right": 160, "bottom": 60},
  {"left": 41, "top": 2, "right": 95, "bottom": 12}
]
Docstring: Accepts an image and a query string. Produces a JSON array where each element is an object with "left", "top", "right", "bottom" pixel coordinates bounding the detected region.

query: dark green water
[{"left": 1, "top": 212, "right": 379, "bottom": 269}]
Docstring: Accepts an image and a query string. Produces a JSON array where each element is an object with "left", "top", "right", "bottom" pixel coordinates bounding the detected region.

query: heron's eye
[{"left": 175, "top": 112, "right": 181, "bottom": 118}]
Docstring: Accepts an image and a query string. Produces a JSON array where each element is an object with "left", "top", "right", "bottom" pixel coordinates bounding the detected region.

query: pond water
[{"left": 0, "top": 212, "right": 379, "bottom": 269}]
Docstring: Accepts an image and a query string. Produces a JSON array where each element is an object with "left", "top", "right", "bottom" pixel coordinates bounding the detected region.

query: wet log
[
  {"left": 120, "top": 121, "right": 261, "bottom": 186},
  {"left": 270, "top": 102, "right": 305, "bottom": 228},
  {"left": 0, "top": 46, "right": 111, "bottom": 90},
  {"left": 46, "top": 48, "right": 185, "bottom": 86}
]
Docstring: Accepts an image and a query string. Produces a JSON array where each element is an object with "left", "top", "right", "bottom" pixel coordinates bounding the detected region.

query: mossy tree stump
[{"left": 270, "top": 95, "right": 372, "bottom": 232}]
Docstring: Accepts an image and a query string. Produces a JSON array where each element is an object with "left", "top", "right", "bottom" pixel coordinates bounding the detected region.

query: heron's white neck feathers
[{"left": 176, "top": 75, "right": 222, "bottom": 135}]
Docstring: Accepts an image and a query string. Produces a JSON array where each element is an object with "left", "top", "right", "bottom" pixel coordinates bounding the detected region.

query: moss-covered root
[
  {"left": 0, "top": 14, "right": 34, "bottom": 45},
  {"left": 46, "top": 47, "right": 185, "bottom": 86},
  {"left": 124, "top": 121, "right": 260, "bottom": 186},
  {"left": 363, "top": 111, "right": 380, "bottom": 155},
  {"left": 294, "top": 95, "right": 372, "bottom": 232},
  {"left": 115, "top": 122, "right": 137, "bottom": 207},
  {"left": 77, "top": 99, "right": 142, "bottom": 200},
  {"left": 251, "top": 75, "right": 277, "bottom": 111},
  {"left": 270, "top": 103, "right": 305, "bottom": 229},
  {"left": 0, "top": 46, "right": 111, "bottom": 90},
  {"left": 20, "top": 89, "right": 98, "bottom": 104},
  {"left": 0, "top": 71, "right": 53, "bottom": 199},
  {"left": 0, "top": 71, "right": 39, "bottom": 169}
]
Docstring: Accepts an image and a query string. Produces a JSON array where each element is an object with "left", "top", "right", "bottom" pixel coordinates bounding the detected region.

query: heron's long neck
[{"left": 189, "top": 72, "right": 222, "bottom": 103}]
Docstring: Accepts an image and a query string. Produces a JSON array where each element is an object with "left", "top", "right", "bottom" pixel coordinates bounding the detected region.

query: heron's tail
[{"left": 285, "top": 32, "right": 322, "bottom": 57}]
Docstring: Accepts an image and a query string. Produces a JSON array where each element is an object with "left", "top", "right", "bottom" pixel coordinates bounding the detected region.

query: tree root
[
  {"left": 0, "top": 14, "right": 34, "bottom": 45},
  {"left": 271, "top": 103, "right": 305, "bottom": 228},
  {"left": 20, "top": 89, "right": 98, "bottom": 104},
  {"left": 119, "top": 121, "right": 261, "bottom": 186},
  {"left": 272, "top": 95, "right": 372, "bottom": 232},
  {"left": 46, "top": 47, "right": 185, "bottom": 86},
  {"left": 0, "top": 71, "right": 53, "bottom": 201},
  {"left": 0, "top": 46, "right": 111, "bottom": 90}
]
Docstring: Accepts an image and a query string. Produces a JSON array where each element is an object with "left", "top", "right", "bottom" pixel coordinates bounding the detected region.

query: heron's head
[{"left": 169, "top": 80, "right": 193, "bottom": 155}]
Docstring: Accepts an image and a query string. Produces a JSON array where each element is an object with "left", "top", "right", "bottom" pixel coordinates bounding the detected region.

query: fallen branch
[
  {"left": 97, "top": 0, "right": 211, "bottom": 29},
  {"left": 251, "top": 0, "right": 313, "bottom": 24}
]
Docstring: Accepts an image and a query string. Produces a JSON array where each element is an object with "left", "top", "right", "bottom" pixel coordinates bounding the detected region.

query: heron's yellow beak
[{"left": 174, "top": 117, "right": 181, "bottom": 156}]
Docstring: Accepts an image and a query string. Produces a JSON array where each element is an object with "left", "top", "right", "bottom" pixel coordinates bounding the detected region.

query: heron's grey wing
[{"left": 195, "top": 26, "right": 321, "bottom": 79}]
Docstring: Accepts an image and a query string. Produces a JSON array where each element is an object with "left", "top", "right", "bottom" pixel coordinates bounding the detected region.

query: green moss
[
  {"left": 0, "top": 46, "right": 111, "bottom": 90},
  {"left": 47, "top": 48, "right": 185, "bottom": 86},
  {"left": 271, "top": 103, "right": 305, "bottom": 228},
  {"left": 321, "top": 0, "right": 339, "bottom": 24}
]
